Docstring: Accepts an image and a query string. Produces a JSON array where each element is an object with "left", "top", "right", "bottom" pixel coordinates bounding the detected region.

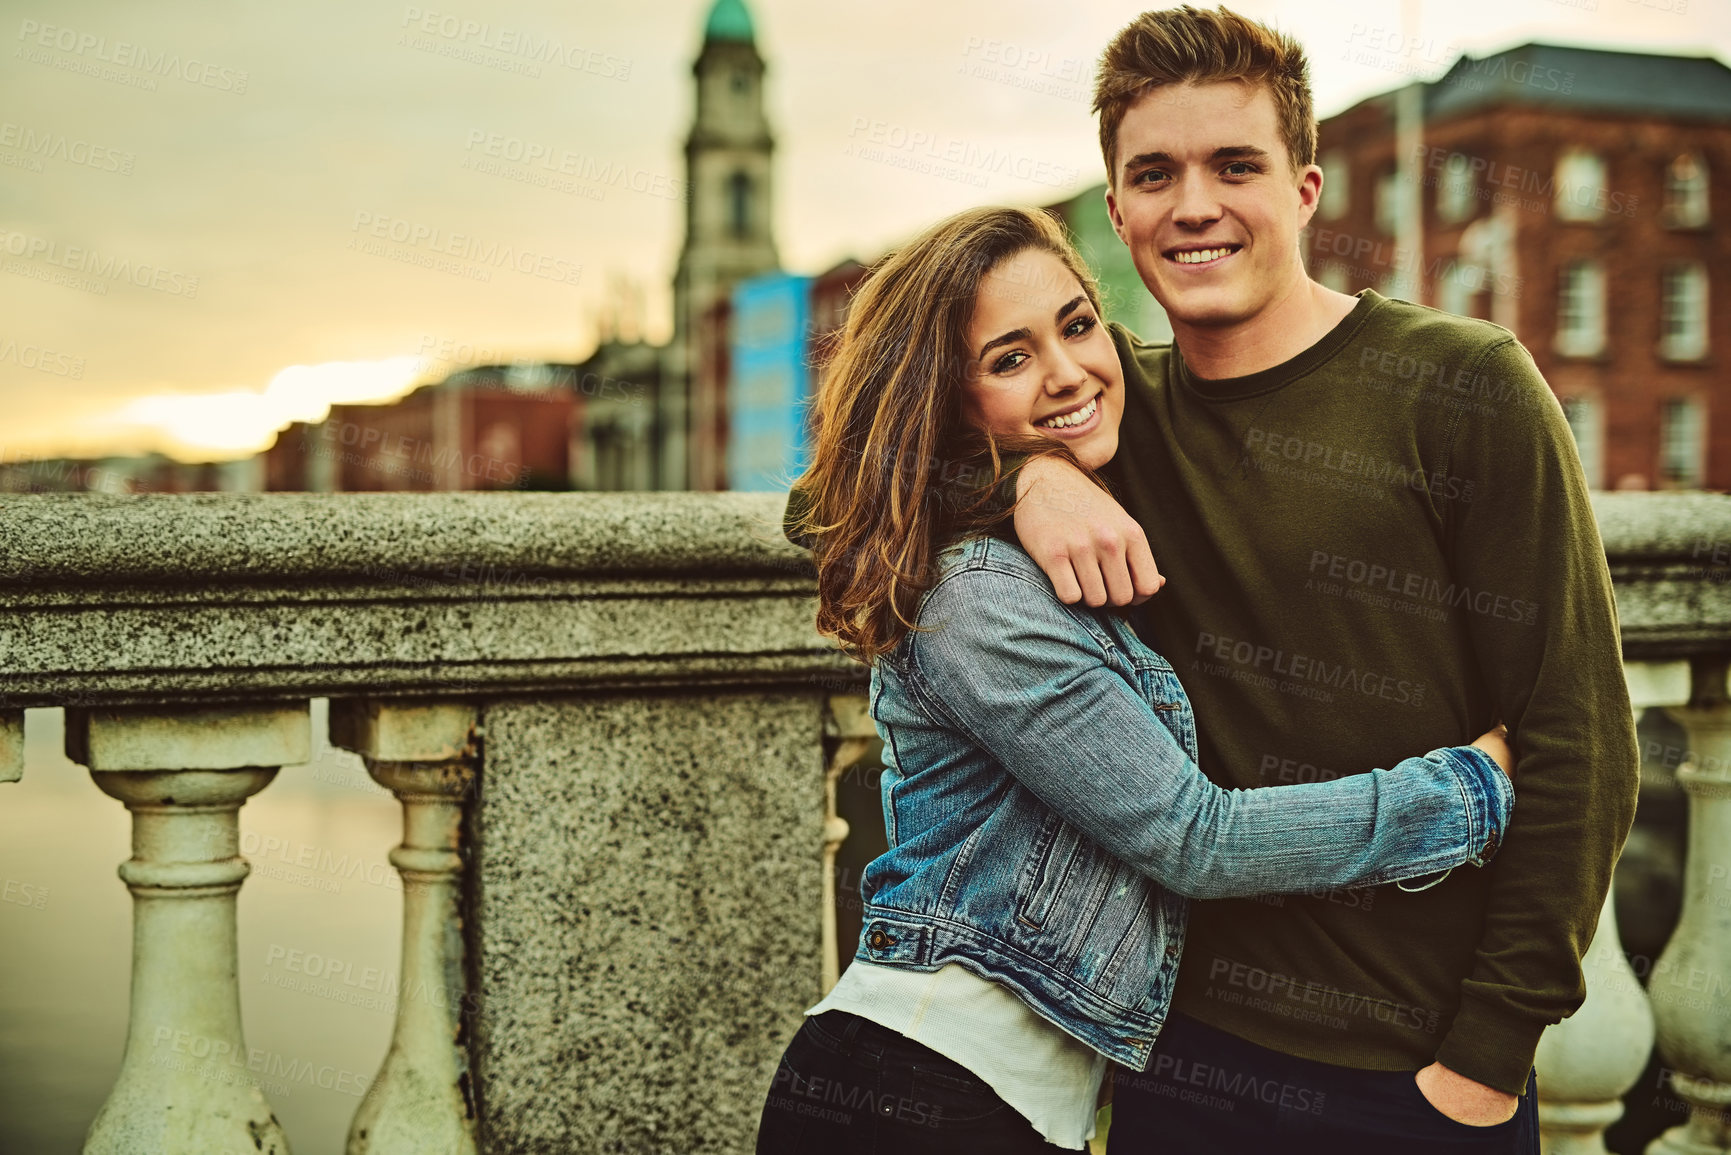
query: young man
[{"left": 1001, "top": 7, "right": 1637, "bottom": 1153}]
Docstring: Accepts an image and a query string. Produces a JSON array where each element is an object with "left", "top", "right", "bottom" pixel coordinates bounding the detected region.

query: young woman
[{"left": 758, "top": 206, "right": 1514, "bottom": 1153}]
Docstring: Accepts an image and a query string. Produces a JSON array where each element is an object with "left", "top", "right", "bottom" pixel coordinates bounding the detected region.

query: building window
[
  {"left": 1319, "top": 150, "right": 1349, "bottom": 220},
  {"left": 1437, "top": 152, "right": 1477, "bottom": 225},
  {"left": 1557, "top": 260, "right": 1606, "bottom": 357},
  {"left": 728, "top": 171, "right": 752, "bottom": 238},
  {"left": 1561, "top": 396, "right": 1604, "bottom": 489},
  {"left": 1375, "top": 169, "right": 1407, "bottom": 236},
  {"left": 1660, "top": 397, "right": 1705, "bottom": 488},
  {"left": 1665, "top": 153, "right": 1710, "bottom": 228},
  {"left": 1660, "top": 263, "right": 1709, "bottom": 361},
  {"left": 1555, "top": 149, "right": 1608, "bottom": 222},
  {"left": 1437, "top": 259, "right": 1480, "bottom": 318}
]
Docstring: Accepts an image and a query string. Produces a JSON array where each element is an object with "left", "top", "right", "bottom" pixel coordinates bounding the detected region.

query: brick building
[
  {"left": 1308, "top": 44, "right": 1731, "bottom": 490},
  {"left": 260, "top": 369, "right": 576, "bottom": 492}
]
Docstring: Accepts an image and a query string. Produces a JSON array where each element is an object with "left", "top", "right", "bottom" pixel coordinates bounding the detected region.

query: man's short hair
[{"left": 1093, "top": 5, "right": 1316, "bottom": 184}]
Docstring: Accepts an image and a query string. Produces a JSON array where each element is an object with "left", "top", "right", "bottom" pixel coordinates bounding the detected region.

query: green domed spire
[{"left": 704, "top": 0, "right": 755, "bottom": 42}]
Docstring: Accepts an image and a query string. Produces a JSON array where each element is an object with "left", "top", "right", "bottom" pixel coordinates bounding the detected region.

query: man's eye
[
  {"left": 1224, "top": 162, "right": 1257, "bottom": 177},
  {"left": 1135, "top": 169, "right": 1168, "bottom": 185}
]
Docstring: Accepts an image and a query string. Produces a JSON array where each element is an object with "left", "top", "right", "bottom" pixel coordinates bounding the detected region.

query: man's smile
[{"left": 1165, "top": 244, "right": 1243, "bottom": 267}]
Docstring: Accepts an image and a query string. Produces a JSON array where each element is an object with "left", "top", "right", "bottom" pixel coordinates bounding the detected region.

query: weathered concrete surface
[
  {"left": 330, "top": 698, "right": 480, "bottom": 763},
  {"left": 1594, "top": 492, "right": 1731, "bottom": 658},
  {"left": 64, "top": 701, "right": 310, "bottom": 771},
  {"left": 0, "top": 491, "right": 811, "bottom": 583},
  {"left": 473, "top": 692, "right": 823, "bottom": 1154},
  {"left": 0, "top": 493, "right": 856, "bottom": 708}
]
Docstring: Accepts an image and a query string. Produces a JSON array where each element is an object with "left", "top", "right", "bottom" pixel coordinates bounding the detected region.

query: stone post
[
  {"left": 1, "top": 709, "right": 21, "bottom": 783},
  {"left": 1648, "top": 658, "right": 1731, "bottom": 1155},
  {"left": 1534, "top": 665, "right": 1677, "bottom": 1153},
  {"left": 329, "top": 698, "right": 479, "bottom": 1155},
  {"left": 1536, "top": 891, "right": 1656, "bottom": 1154},
  {"left": 67, "top": 701, "right": 308, "bottom": 1155},
  {"left": 822, "top": 695, "right": 875, "bottom": 994}
]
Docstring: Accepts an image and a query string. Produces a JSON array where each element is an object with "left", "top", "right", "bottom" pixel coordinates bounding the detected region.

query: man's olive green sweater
[{"left": 787, "top": 290, "right": 1638, "bottom": 1094}]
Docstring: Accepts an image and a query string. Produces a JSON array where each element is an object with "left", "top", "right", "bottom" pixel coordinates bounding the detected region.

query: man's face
[{"left": 1104, "top": 81, "right": 1322, "bottom": 332}]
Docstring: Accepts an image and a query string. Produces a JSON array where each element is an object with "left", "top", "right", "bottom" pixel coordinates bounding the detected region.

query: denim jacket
[{"left": 857, "top": 534, "right": 1514, "bottom": 1071}]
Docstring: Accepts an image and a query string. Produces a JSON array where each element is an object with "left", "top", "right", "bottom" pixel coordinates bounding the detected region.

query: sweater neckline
[{"left": 1173, "top": 289, "right": 1385, "bottom": 402}]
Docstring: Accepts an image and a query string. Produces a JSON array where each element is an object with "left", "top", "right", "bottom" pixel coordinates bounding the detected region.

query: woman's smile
[{"left": 1036, "top": 393, "right": 1101, "bottom": 433}]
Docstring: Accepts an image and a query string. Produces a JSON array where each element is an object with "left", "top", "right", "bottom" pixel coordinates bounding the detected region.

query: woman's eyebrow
[
  {"left": 978, "top": 327, "right": 1031, "bottom": 361},
  {"left": 978, "top": 295, "right": 1089, "bottom": 360}
]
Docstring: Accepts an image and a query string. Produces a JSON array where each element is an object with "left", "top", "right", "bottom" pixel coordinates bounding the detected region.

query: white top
[{"left": 807, "top": 960, "right": 1108, "bottom": 1149}]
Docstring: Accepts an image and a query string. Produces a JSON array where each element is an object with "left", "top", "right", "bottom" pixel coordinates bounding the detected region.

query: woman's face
[{"left": 960, "top": 248, "right": 1125, "bottom": 470}]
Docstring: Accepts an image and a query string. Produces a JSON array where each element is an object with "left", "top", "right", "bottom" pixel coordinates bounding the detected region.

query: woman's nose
[{"left": 1044, "top": 348, "right": 1088, "bottom": 394}]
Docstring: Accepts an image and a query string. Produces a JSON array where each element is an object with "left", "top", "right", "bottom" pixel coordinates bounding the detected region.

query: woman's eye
[
  {"left": 1065, "top": 315, "right": 1097, "bottom": 338},
  {"left": 991, "top": 351, "right": 1028, "bottom": 374}
]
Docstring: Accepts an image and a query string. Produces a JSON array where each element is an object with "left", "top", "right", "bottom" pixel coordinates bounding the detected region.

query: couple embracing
[{"left": 762, "top": 7, "right": 1638, "bottom": 1152}]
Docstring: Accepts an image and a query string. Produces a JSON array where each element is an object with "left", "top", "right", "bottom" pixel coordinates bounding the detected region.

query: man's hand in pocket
[{"left": 1415, "top": 1062, "right": 1519, "bottom": 1126}]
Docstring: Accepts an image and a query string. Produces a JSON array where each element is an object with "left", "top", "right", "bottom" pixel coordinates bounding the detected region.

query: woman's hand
[{"left": 1471, "top": 723, "right": 1513, "bottom": 778}]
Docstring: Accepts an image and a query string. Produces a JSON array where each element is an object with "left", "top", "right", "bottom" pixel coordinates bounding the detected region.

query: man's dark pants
[{"left": 1108, "top": 1012, "right": 1539, "bottom": 1155}]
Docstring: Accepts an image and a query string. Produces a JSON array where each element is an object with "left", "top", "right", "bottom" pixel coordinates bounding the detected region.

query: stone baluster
[
  {"left": 66, "top": 701, "right": 308, "bottom": 1155},
  {"left": 1648, "top": 657, "right": 1731, "bottom": 1155},
  {"left": 822, "top": 695, "right": 876, "bottom": 994},
  {"left": 1535, "top": 891, "right": 1656, "bottom": 1154},
  {"left": 2, "top": 709, "right": 21, "bottom": 783},
  {"left": 329, "top": 699, "right": 479, "bottom": 1155},
  {"left": 1534, "top": 661, "right": 1680, "bottom": 1153}
]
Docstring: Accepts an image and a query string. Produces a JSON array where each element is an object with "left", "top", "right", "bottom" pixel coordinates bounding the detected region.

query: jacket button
[
  {"left": 1482, "top": 837, "right": 1498, "bottom": 859},
  {"left": 1165, "top": 943, "right": 1181, "bottom": 961}
]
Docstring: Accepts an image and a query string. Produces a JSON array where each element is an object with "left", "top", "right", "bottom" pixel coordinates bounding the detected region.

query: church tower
[
  {"left": 671, "top": 0, "right": 779, "bottom": 490},
  {"left": 673, "top": 0, "right": 779, "bottom": 347}
]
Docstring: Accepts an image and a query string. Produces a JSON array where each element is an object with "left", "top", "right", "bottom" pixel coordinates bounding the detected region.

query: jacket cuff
[
  {"left": 1432, "top": 745, "right": 1514, "bottom": 867},
  {"left": 1435, "top": 994, "right": 1546, "bottom": 1095}
]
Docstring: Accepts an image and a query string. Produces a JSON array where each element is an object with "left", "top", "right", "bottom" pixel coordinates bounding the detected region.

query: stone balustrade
[
  {"left": 1534, "top": 493, "right": 1731, "bottom": 1155},
  {"left": 0, "top": 489, "right": 1727, "bottom": 1153},
  {"left": 0, "top": 492, "right": 862, "bottom": 1154}
]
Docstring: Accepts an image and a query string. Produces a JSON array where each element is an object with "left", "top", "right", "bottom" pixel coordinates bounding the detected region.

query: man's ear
[
  {"left": 1105, "top": 182, "right": 1128, "bottom": 246},
  {"left": 1295, "top": 162, "right": 1324, "bottom": 232}
]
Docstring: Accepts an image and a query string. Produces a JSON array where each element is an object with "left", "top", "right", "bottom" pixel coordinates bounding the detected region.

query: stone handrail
[
  {"left": 0, "top": 492, "right": 853, "bottom": 708},
  {"left": 1593, "top": 491, "right": 1731, "bottom": 659},
  {"left": 1, "top": 490, "right": 1727, "bottom": 1154}
]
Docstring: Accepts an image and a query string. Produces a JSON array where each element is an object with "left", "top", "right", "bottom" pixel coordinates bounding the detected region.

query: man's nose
[{"left": 1173, "top": 172, "right": 1223, "bottom": 227}]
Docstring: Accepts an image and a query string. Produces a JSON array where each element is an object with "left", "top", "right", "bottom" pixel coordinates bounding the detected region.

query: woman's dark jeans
[{"left": 755, "top": 1010, "right": 1069, "bottom": 1154}]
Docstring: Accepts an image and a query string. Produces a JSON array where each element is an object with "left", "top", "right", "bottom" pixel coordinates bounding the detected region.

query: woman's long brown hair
[{"left": 793, "top": 206, "right": 1113, "bottom": 665}]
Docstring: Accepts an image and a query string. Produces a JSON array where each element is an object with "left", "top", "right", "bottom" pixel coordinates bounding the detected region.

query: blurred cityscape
[{"left": 6, "top": 2, "right": 1727, "bottom": 498}]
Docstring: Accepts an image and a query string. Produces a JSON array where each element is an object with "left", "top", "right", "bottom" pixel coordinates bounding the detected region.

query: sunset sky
[{"left": 4, "top": 0, "right": 1727, "bottom": 462}]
